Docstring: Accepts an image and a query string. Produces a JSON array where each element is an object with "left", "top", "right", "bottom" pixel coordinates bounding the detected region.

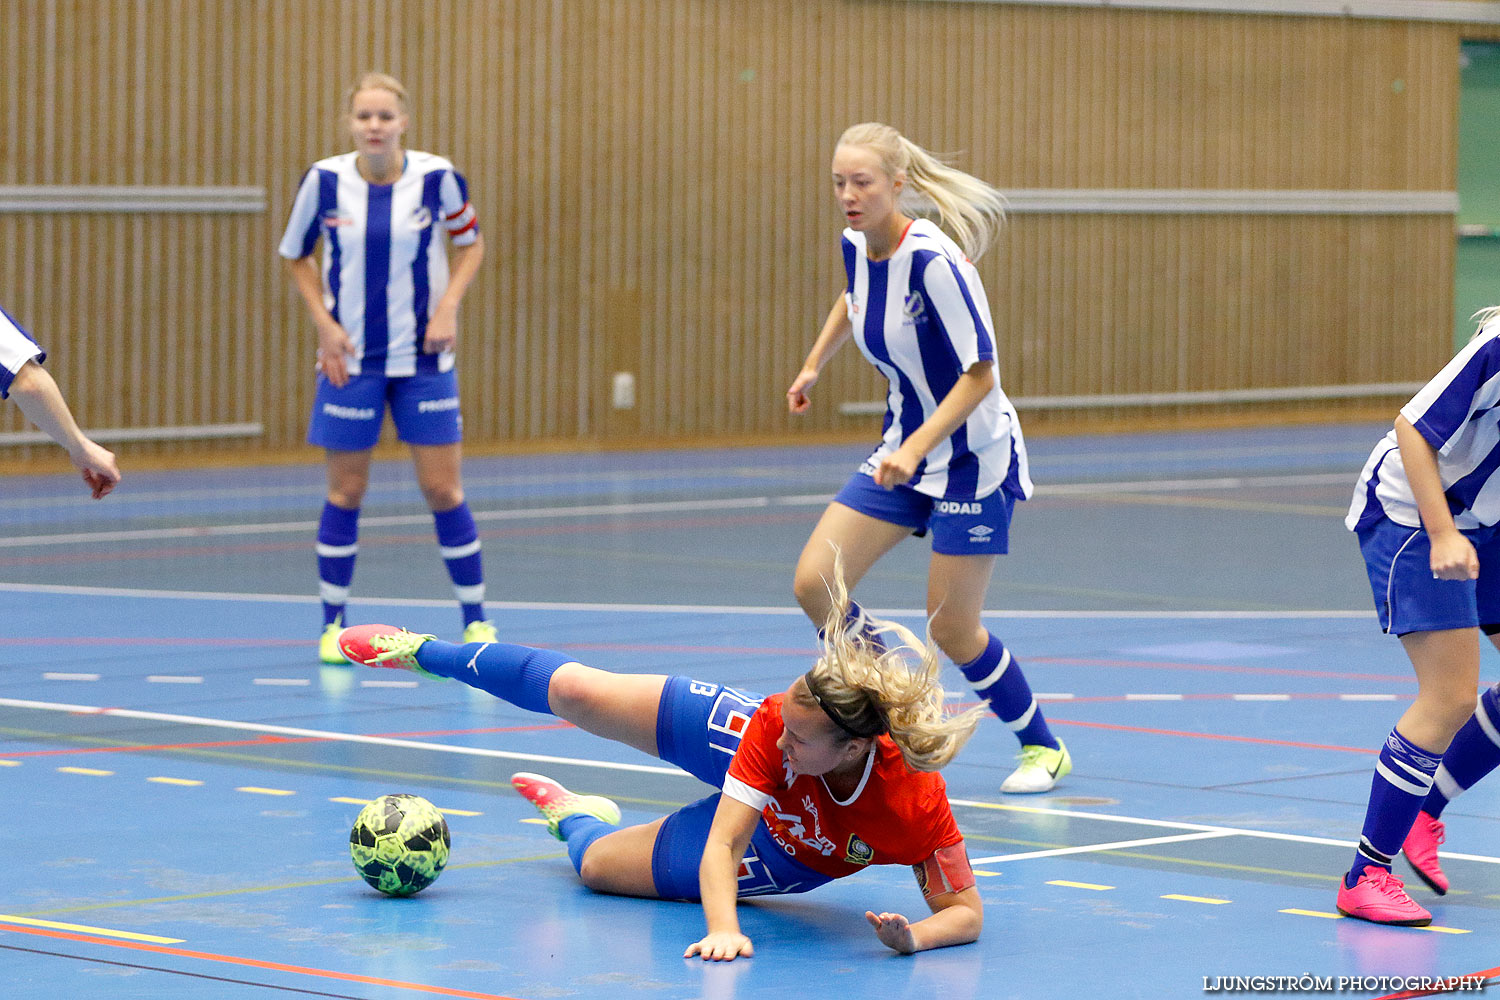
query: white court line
[
  {"left": 146, "top": 676, "right": 203, "bottom": 684},
  {"left": 1232, "top": 694, "right": 1292, "bottom": 701},
  {"left": 971, "top": 830, "right": 1233, "bottom": 864},
  {"left": 0, "top": 581, "right": 1377, "bottom": 620},
  {"left": 42, "top": 672, "right": 98, "bottom": 681},
  {"left": 0, "top": 697, "right": 694, "bottom": 777},
  {"left": 252, "top": 678, "right": 310, "bottom": 687},
  {"left": 3, "top": 694, "right": 1497, "bottom": 867},
  {"left": 0, "top": 472, "right": 1356, "bottom": 550}
]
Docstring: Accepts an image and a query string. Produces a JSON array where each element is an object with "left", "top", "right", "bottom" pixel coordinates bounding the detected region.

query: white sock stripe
[
  {"left": 454, "top": 583, "right": 486, "bottom": 605},
  {"left": 319, "top": 582, "right": 350, "bottom": 604},
  {"left": 1357, "top": 837, "right": 1394, "bottom": 865},
  {"left": 1387, "top": 755, "right": 1438, "bottom": 784},
  {"left": 1433, "top": 764, "right": 1464, "bottom": 802},
  {"left": 316, "top": 543, "right": 358, "bottom": 558},
  {"left": 1475, "top": 694, "right": 1500, "bottom": 749},
  {"left": 1374, "top": 759, "right": 1434, "bottom": 797},
  {"left": 440, "top": 540, "right": 482, "bottom": 560},
  {"left": 1004, "top": 699, "right": 1038, "bottom": 732},
  {"left": 969, "top": 648, "right": 1013, "bottom": 693}
]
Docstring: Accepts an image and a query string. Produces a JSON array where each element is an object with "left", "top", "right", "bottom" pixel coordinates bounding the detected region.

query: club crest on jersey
[
  {"left": 902, "top": 292, "right": 926, "bottom": 321},
  {"left": 844, "top": 834, "right": 874, "bottom": 866},
  {"left": 409, "top": 206, "right": 432, "bottom": 231}
]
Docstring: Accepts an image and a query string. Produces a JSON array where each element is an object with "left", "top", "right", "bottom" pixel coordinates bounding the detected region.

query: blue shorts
[
  {"left": 833, "top": 471, "right": 1015, "bottom": 555},
  {"left": 306, "top": 370, "right": 462, "bottom": 451},
  {"left": 1357, "top": 517, "right": 1500, "bottom": 635},
  {"left": 651, "top": 676, "right": 833, "bottom": 901}
]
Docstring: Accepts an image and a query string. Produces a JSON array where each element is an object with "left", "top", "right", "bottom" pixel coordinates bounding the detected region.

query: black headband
[{"left": 802, "top": 671, "right": 886, "bottom": 739}]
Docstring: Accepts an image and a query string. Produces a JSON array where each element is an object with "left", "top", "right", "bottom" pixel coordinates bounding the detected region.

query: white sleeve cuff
[{"left": 722, "top": 774, "right": 773, "bottom": 812}]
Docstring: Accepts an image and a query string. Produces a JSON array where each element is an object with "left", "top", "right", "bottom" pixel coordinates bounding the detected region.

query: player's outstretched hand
[
  {"left": 866, "top": 910, "right": 917, "bottom": 954},
  {"left": 684, "top": 931, "right": 754, "bottom": 962},
  {"left": 72, "top": 441, "right": 120, "bottom": 499},
  {"left": 787, "top": 369, "right": 818, "bottom": 414}
]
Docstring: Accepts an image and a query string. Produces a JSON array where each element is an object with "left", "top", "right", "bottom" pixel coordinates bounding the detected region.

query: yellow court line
[
  {"left": 148, "top": 777, "right": 203, "bottom": 786},
  {"left": 1047, "top": 880, "right": 1114, "bottom": 891},
  {"left": 1280, "top": 908, "right": 1342, "bottom": 919},
  {"left": 0, "top": 760, "right": 19, "bottom": 767},
  {"left": 520, "top": 818, "right": 548, "bottom": 825},
  {"left": 57, "top": 767, "right": 112, "bottom": 776},
  {"left": 236, "top": 787, "right": 295, "bottom": 796},
  {"left": 974, "top": 870, "right": 1002, "bottom": 877},
  {"left": 329, "top": 797, "right": 371, "bottom": 805},
  {"left": 1420, "top": 925, "right": 1471, "bottom": 935},
  {"left": 438, "top": 808, "right": 482, "bottom": 817},
  {"left": 1162, "top": 894, "right": 1232, "bottom": 905},
  {"left": 0, "top": 913, "right": 184, "bottom": 944}
]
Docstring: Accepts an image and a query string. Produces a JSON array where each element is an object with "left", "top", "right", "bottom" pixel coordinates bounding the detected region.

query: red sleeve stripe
[
  {"left": 445, "top": 201, "right": 471, "bottom": 221},
  {"left": 447, "top": 216, "right": 478, "bottom": 238}
]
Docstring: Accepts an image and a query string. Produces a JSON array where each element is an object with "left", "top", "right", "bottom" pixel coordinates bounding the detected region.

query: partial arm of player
[
  {"left": 1395, "top": 415, "right": 1478, "bottom": 580},
  {"left": 685, "top": 794, "right": 761, "bottom": 962},
  {"left": 787, "top": 293, "right": 855, "bottom": 413},
  {"left": 866, "top": 842, "right": 983, "bottom": 954},
  {"left": 873, "top": 361, "right": 995, "bottom": 488},
  {"left": 284, "top": 255, "right": 356, "bottom": 389},
  {"left": 8, "top": 359, "right": 120, "bottom": 498},
  {"left": 423, "top": 233, "right": 486, "bottom": 354}
]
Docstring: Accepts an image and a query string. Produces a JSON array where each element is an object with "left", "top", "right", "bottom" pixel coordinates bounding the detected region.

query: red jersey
[{"left": 722, "top": 693, "right": 964, "bottom": 881}]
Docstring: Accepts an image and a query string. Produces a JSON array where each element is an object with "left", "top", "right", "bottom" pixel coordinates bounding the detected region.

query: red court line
[
  {"left": 1053, "top": 692, "right": 1411, "bottom": 704},
  {"left": 1048, "top": 717, "right": 1376, "bottom": 754},
  {"left": 1372, "top": 967, "right": 1499, "bottom": 999},
  {"left": 1033, "top": 656, "right": 1414, "bottom": 684},
  {"left": 0, "top": 922, "right": 526, "bottom": 999},
  {"left": 10, "top": 637, "right": 307, "bottom": 647},
  {"left": 0, "top": 723, "right": 574, "bottom": 758}
]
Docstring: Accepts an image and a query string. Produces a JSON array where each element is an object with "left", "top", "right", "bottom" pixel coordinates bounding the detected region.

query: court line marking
[
  {"left": 1047, "top": 880, "right": 1114, "bottom": 890},
  {"left": 7, "top": 695, "right": 1499, "bottom": 869},
  {"left": 0, "top": 913, "right": 183, "bottom": 944},
  {"left": 1161, "top": 894, "right": 1233, "bottom": 904},
  {"left": 0, "top": 473, "right": 1356, "bottom": 549},
  {"left": 971, "top": 830, "right": 1233, "bottom": 864},
  {"left": 0, "top": 698, "right": 694, "bottom": 777},
  {"left": 0, "top": 922, "right": 530, "bottom": 1000},
  {"left": 0, "top": 581, "right": 1377, "bottom": 618},
  {"left": 949, "top": 798, "right": 1500, "bottom": 865}
]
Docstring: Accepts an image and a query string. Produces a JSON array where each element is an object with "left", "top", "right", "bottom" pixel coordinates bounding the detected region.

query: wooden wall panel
[{"left": 0, "top": 0, "right": 1479, "bottom": 460}]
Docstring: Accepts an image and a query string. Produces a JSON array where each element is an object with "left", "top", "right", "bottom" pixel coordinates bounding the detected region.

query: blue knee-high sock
[
  {"left": 1423, "top": 685, "right": 1500, "bottom": 820},
  {"left": 818, "top": 599, "right": 887, "bottom": 653},
  {"left": 558, "top": 814, "right": 620, "bottom": 875},
  {"left": 1347, "top": 728, "right": 1442, "bottom": 886},
  {"left": 317, "top": 502, "right": 360, "bottom": 627},
  {"left": 959, "top": 632, "right": 1058, "bottom": 749},
  {"left": 413, "top": 639, "right": 569, "bottom": 714},
  {"left": 433, "top": 503, "right": 486, "bottom": 626}
]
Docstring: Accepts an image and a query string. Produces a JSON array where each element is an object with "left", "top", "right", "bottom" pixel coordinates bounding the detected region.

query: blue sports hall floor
[{"left": 3, "top": 422, "right": 1498, "bottom": 999}]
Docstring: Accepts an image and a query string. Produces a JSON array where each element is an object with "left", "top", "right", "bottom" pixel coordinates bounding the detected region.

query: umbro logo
[{"left": 968, "top": 525, "right": 994, "bottom": 541}]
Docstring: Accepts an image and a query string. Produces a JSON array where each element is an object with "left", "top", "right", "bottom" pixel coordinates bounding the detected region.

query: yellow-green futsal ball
[{"left": 349, "top": 793, "right": 451, "bottom": 896}]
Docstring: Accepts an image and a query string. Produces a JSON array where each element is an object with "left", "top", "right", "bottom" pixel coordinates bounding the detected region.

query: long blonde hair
[
  {"left": 836, "top": 122, "right": 1006, "bottom": 261},
  {"left": 796, "top": 557, "right": 985, "bottom": 772},
  {"left": 1473, "top": 305, "right": 1500, "bottom": 336}
]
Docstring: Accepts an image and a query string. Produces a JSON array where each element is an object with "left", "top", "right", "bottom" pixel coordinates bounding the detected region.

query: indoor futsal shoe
[
  {"left": 1402, "top": 811, "right": 1449, "bottom": 895},
  {"left": 337, "top": 624, "right": 440, "bottom": 677},
  {"left": 1336, "top": 869, "right": 1432, "bottom": 926},
  {"left": 511, "top": 772, "right": 621, "bottom": 840},
  {"left": 319, "top": 622, "right": 350, "bottom": 665},
  {"left": 1000, "top": 739, "right": 1071, "bottom": 794},
  {"left": 462, "top": 619, "right": 498, "bottom": 644}
]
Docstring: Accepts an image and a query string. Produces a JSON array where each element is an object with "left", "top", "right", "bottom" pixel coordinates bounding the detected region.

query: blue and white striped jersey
[
  {"left": 278, "top": 151, "right": 479, "bottom": 377},
  {"left": 0, "top": 304, "right": 44, "bottom": 399},
  {"left": 842, "top": 218, "right": 1032, "bottom": 502},
  {"left": 1348, "top": 321, "right": 1500, "bottom": 532}
]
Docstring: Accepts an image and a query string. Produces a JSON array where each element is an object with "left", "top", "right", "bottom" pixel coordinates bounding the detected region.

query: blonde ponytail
[
  {"left": 802, "top": 551, "right": 985, "bottom": 772},
  {"left": 836, "top": 122, "right": 1006, "bottom": 261}
]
